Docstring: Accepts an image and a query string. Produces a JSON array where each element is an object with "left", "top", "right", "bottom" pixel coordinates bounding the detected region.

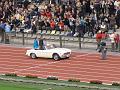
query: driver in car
[{"left": 39, "top": 37, "right": 47, "bottom": 50}]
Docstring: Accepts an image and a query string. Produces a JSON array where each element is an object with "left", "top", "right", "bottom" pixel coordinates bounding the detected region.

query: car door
[
  {"left": 36, "top": 49, "right": 50, "bottom": 58},
  {"left": 43, "top": 49, "right": 53, "bottom": 58},
  {"left": 36, "top": 50, "right": 44, "bottom": 58}
]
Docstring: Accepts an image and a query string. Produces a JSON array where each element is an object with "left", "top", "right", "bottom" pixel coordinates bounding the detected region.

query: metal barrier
[
  {"left": 1, "top": 31, "right": 120, "bottom": 52},
  {"left": 7, "top": 32, "right": 97, "bottom": 50}
]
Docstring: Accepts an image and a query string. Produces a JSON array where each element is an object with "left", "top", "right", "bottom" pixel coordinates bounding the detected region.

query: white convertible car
[{"left": 26, "top": 44, "right": 71, "bottom": 60}]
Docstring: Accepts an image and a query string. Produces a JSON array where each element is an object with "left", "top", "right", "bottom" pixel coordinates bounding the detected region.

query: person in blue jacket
[{"left": 33, "top": 37, "right": 39, "bottom": 50}]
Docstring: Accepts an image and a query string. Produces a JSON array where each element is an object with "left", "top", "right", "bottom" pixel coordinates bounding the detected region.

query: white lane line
[
  {"left": 14, "top": 53, "right": 90, "bottom": 73},
  {"left": 0, "top": 53, "right": 120, "bottom": 72},
  {"left": 0, "top": 56, "right": 120, "bottom": 64},
  {"left": 0, "top": 52, "right": 120, "bottom": 76},
  {"left": 0, "top": 58, "right": 120, "bottom": 71},
  {"left": 14, "top": 61, "right": 61, "bottom": 73},
  {"left": 0, "top": 61, "right": 120, "bottom": 75},
  {"left": 0, "top": 61, "right": 120, "bottom": 74}
]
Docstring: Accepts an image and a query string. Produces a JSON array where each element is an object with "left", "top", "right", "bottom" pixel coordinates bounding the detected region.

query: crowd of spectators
[
  {"left": 0, "top": 0, "right": 120, "bottom": 35},
  {"left": 0, "top": 0, "right": 41, "bottom": 42},
  {"left": 0, "top": 0, "right": 120, "bottom": 50},
  {"left": 38, "top": 0, "right": 120, "bottom": 37}
]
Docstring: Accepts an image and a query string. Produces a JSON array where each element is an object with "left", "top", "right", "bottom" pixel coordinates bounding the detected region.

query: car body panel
[{"left": 26, "top": 45, "right": 71, "bottom": 59}]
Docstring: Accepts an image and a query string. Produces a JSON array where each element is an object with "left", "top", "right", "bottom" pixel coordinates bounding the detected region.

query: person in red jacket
[
  {"left": 50, "top": 20, "right": 55, "bottom": 30},
  {"left": 114, "top": 34, "right": 120, "bottom": 50},
  {"left": 96, "top": 30, "right": 103, "bottom": 49},
  {"left": 46, "top": 10, "right": 52, "bottom": 19},
  {"left": 58, "top": 20, "right": 64, "bottom": 31}
]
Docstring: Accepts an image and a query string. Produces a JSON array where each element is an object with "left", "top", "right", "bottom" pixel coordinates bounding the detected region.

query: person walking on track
[{"left": 97, "top": 39, "right": 107, "bottom": 60}]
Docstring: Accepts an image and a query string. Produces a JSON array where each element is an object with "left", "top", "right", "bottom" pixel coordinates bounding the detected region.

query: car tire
[
  {"left": 30, "top": 53, "right": 37, "bottom": 59},
  {"left": 53, "top": 54, "right": 60, "bottom": 61}
]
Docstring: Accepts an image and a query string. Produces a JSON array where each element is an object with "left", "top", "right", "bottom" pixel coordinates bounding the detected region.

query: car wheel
[
  {"left": 53, "top": 54, "right": 60, "bottom": 61},
  {"left": 30, "top": 53, "right": 37, "bottom": 59}
]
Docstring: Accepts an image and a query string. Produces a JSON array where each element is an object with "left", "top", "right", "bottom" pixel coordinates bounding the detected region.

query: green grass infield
[{"left": 0, "top": 75, "right": 120, "bottom": 90}]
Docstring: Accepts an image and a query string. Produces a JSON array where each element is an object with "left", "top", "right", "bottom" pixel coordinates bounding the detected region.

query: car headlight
[
  {"left": 62, "top": 52, "right": 70, "bottom": 57},
  {"left": 64, "top": 52, "right": 70, "bottom": 55}
]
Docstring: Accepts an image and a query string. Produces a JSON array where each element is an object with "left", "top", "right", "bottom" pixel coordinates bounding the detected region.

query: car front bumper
[{"left": 61, "top": 53, "right": 71, "bottom": 58}]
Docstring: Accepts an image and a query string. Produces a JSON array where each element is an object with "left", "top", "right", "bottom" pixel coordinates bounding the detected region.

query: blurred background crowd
[
  {"left": 0, "top": 0, "right": 120, "bottom": 34},
  {"left": 0, "top": 0, "right": 120, "bottom": 50}
]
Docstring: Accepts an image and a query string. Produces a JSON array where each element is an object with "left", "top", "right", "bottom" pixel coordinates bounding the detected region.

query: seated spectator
[
  {"left": 50, "top": 19, "right": 56, "bottom": 30},
  {"left": 58, "top": 20, "right": 64, "bottom": 31},
  {"left": 5, "top": 22, "right": 11, "bottom": 33}
]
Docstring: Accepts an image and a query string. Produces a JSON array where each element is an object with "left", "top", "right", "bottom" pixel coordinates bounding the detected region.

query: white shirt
[
  {"left": 100, "top": 24, "right": 106, "bottom": 29},
  {"left": 109, "top": 33, "right": 115, "bottom": 43}
]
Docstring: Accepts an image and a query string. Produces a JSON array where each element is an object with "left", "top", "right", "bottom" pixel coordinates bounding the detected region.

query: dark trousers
[
  {"left": 5, "top": 33, "right": 10, "bottom": 44},
  {"left": 111, "top": 43, "right": 115, "bottom": 51},
  {"left": 0, "top": 29, "right": 5, "bottom": 43}
]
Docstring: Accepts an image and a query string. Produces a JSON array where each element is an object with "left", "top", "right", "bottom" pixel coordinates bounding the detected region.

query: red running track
[{"left": 0, "top": 45, "right": 120, "bottom": 84}]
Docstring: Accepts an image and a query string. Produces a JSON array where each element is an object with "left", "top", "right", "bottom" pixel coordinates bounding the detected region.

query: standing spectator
[
  {"left": 31, "top": 22, "right": 37, "bottom": 36},
  {"left": 63, "top": 15, "right": 69, "bottom": 30},
  {"left": 116, "top": 7, "right": 120, "bottom": 29},
  {"left": 108, "top": 1, "right": 115, "bottom": 16},
  {"left": 79, "top": 17, "right": 86, "bottom": 37},
  {"left": 5, "top": 22, "right": 11, "bottom": 33},
  {"left": 109, "top": 32, "right": 115, "bottom": 51},
  {"left": 0, "top": 21, "right": 6, "bottom": 42},
  {"left": 4, "top": 22, "right": 11, "bottom": 44},
  {"left": 11, "top": 17, "right": 21, "bottom": 30},
  {"left": 96, "top": 30, "right": 102, "bottom": 50},
  {"left": 69, "top": 15, "right": 76, "bottom": 36},
  {"left": 100, "top": 22, "right": 106, "bottom": 31},
  {"left": 114, "top": 33, "right": 120, "bottom": 51},
  {"left": 85, "top": 0, "right": 91, "bottom": 15},
  {"left": 101, "top": 0, "right": 107, "bottom": 14},
  {"left": 24, "top": 18, "right": 31, "bottom": 29},
  {"left": 80, "top": 1, "right": 86, "bottom": 18},
  {"left": 85, "top": 16, "right": 91, "bottom": 36},
  {"left": 109, "top": 15, "right": 116, "bottom": 31},
  {"left": 94, "top": 1, "right": 101, "bottom": 16}
]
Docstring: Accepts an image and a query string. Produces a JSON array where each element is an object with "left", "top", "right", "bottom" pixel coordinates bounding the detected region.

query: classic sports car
[{"left": 26, "top": 44, "right": 71, "bottom": 60}]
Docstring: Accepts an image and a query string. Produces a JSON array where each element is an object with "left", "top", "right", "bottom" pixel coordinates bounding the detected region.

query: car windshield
[{"left": 46, "top": 44, "right": 57, "bottom": 49}]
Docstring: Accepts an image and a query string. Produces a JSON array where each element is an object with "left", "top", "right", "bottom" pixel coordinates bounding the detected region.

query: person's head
[
  {"left": 101, "top": 22, "right": 105, "bottom": 25},
  {"left": 40, "top": 35, "right": 43, "bottom": 39},
  {"left": 35, "top": 37, "right": 37, "bottom": 39},
  {"left": 42, "top": 38, "right": 46, "bottom": 41},
  {"left": 116, "top": 34, "right": 119, "bottom": 36},
  {"left": 98, "top": 30, "right": 102, "bottom": 33}
]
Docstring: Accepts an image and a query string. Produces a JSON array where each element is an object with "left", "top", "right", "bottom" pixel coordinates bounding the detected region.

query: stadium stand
[{"left": 0, "top": 0, "right": 120, "bottom": 50}]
